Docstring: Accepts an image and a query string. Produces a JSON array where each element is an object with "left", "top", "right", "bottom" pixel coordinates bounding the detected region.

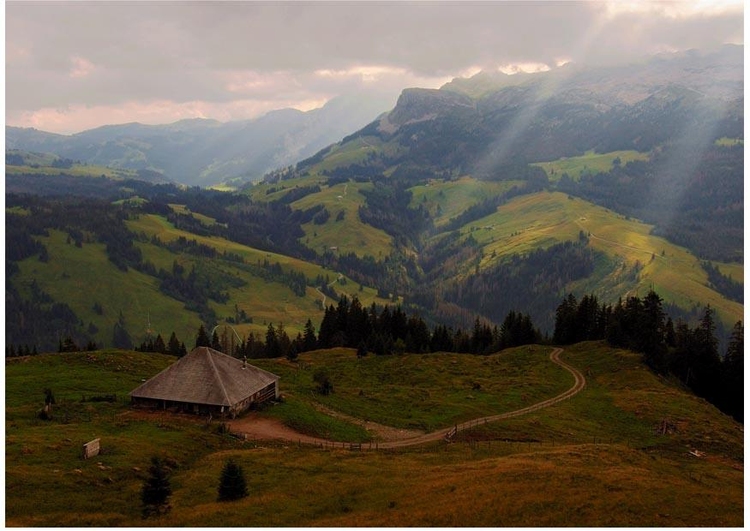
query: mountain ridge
[{"left": 5, "top": 92, "right": 397, "bottom": 186}]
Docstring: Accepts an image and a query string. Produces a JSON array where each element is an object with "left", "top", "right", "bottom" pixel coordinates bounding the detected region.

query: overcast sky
[{"left": 5, "top": 1, "right": 744, "bottom": 135}]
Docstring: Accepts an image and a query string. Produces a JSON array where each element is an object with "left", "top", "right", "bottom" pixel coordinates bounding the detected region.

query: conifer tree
[
  {"left": 141, "top": 457, "right": 172, "bottom": 517},
  {"left": 302, "top": 319, "right": 318, "bottom": 352},
  {"left": 195, "top": 325, "right": 210, "bottom": 348},
  {"left": 724, "top": 321, "right": 744, "bottom": 421},
  {"left": 167, "top": 332, "right": 182, "bottom": 356},
  {"left": 217, "top": 459, "right": 248, "bottom": 502}
]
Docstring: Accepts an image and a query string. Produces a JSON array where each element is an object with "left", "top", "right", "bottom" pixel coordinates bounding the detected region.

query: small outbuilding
[{"left": 129, "top": 346, "right": 280, "bottom": 417}]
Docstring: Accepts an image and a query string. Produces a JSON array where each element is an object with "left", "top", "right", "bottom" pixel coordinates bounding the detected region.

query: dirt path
[{"left": 229, "top": 347, "right": 585, "bottom": 449}]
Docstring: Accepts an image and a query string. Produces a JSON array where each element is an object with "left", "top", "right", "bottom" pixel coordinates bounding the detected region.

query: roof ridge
[{"left": 205, "top": 348, "right": 232, "bottom": 406}]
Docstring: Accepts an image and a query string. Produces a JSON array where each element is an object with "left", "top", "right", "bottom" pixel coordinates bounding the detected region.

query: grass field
[
  {"left": 251, "top": 345, "right": 571, "bottom": 433},
  {"left": 408, "top": 177, "right": 523, "bottom": 227},
  {"left": 453, "top": 191, "right": 742, "bottom": 328},
  {"left": 5, "top": 343, "right": 742, "bottom": 526},
  {"left": 291, "top": 181, "right": 395, "bottom": 259},
  {"left": 531, "top": 150, "right": 651, "bottom": 181},
  {"left": 311, "top": 136, "right": 404, "bottom": 174},
  {"left": 714, "top": 137, "right": 743, "bottom": 147},
  {"left": 11, "top": 212, "right": 391, "bottom": 349},
  {"left": 14, "top": 229, "right": 199, "bottom": 347},
  {"left": 127, "top": 213, "right": 391, "bottom": 335},
  {"left": 6, "top": 151, "right": 137, "bottom": 179}
]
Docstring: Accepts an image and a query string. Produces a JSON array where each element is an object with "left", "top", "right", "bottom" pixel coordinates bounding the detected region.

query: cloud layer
[{"left": 6, "top": 1, "right": 743, "bottom": 134}]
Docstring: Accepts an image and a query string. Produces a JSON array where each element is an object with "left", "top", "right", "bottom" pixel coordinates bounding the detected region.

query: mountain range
[
  {"left": 5, "top": 91, "right": 397, "bottom": 186},
  {"left": 5, "top": 45, "right": 743, "bottom": 355}
]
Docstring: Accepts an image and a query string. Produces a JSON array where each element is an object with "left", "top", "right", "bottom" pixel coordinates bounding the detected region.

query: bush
[{"left": 313, "top": 370, "right": 334, "bottom": 395}]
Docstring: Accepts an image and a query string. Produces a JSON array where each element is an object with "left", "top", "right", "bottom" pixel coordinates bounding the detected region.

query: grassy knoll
[
  {"left": 531, "top": 150, "right": 650, "bottom": 181},
  {"left": 408, "top": 177, "right": 523, "bottom": 227},
  {"left": 457, "top": 191, "right": 742, "bottom": 327},
  {"left": 6, "top": 344, "right": 742, "bottom": 526}
]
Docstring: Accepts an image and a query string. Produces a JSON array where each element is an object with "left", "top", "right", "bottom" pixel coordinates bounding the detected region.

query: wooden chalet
[{"left": 129, "top": 346, "right": 279, "bottom": 417}]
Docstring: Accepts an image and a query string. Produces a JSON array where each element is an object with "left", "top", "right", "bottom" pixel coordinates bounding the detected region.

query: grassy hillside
[
  {"left": 292, "top": 181, "right": 394, "bottom": 259},
  {"left": 531, "top": 150, "right": 651, "bottom": 181},
  {"left": 453, "top": 190, "right": 743, "bottom": 327},
  {"left": 6, "top": 150, "right": 137, "bottom": 179},
  {"left": 5, "top": 343, "right": 743, "bottom": 526},
  {"left": 15, "top": 229, "right": 198, "bottom": 347},
  {"left": 251, "top": 345, "right": 571, "bottom": 433},
  {"left": 11, "top": 210, "right": 391, "bottom": 349},
  {"left": 127, "top": 213, "right": 390, "bottom": 333},
  {"left": 408, "top": 176, "right": 523, "bottom": 227}
]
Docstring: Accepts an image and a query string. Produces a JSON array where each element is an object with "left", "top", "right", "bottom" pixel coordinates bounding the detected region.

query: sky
[{"left": 5, "top": 0, "right": 745, "bottom": 135}]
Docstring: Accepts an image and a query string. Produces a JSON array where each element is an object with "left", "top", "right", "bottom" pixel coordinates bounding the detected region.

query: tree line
[
  {"left": 553, "top": 291, "right": 743, "bottom": 422},
  {"left": 191, "top": 296, "right": 540, "bottom": 363}
]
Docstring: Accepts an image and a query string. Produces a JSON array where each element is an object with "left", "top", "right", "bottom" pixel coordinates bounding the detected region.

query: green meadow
[
  {"left": 11, "top": 212, "right": 391, "bottom": 349},
  {"left": 455, "top": 191, "right": 742, "bottom": 327},
  {"left": 714, "top": 137, "right": 743, "bottom": 147},
  {"left": 532, "top": 150, "right": 651, "bottom": 181},
  {"left": 291, "top": 181, "right": 395, "bottom": 259},
  {"left": 127, "top": 213, "right": 391, "bottom": 336},
  {"left": 408, "top": 177, "right": 523, "bottom": 227},
  {"left": 5, "top": 343, "right": 743, "bottom": 526},
  {"left": 6, "top": 151, "right": 137, "bottom": 179}
]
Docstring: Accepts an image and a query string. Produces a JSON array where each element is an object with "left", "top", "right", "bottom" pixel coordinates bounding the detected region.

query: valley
[{"left": 5, "top": 4, "right": 744, "bottom": 528}]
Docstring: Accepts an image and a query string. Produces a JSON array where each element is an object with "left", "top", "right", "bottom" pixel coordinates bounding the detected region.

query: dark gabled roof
[{"left": 129, "top": 347, "right": 279, "bottom": 407}]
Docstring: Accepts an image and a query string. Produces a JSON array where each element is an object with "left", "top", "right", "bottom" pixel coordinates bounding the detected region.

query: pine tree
[
  {"left": 723, "top": 321, "right": 743, "bottom": 421},
  {"left": 217, "top": 459, "right": 248, "bottom": 502},
  {"left": 317, "top": 305, "right": 338, "bottom": 348},
  {"left": 356, "top": 341, "right": 368, "bottom": 358},
  {"left": 266, "top": 323, "right": 281, "bottom": 358},
  {"left": 195, "top": 325, "right": 210, "bottom": 348},
  {"left": 640, "top": 290, "right": 667, "bottom": 374},
  {"left": 113, "top": 311, "right": 133, "bottom": 349},
  {"left": 167, "top": 332, "right": 182, "bottom": 356},
  {"left": 211, "top": 330, "right": 221, "bottom": 351},
  {"left": 141, "top": 456, "right": 172, "bottom": 517},
  {"left": 302, "top": 319, "right": 317, "bottom": 352},
  {"left": 693, "top": 305, "right": 722, "bottom": 401},
  {"left": 553, "top": 293, "right": 578, "bottom": 344}
]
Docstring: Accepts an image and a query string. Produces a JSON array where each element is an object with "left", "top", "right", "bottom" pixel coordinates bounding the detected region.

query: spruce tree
[
  {"left": 217, "top": 459, "right": 248, "bottom": 501},
  {"left": 195, "top": 325, "right": 210, "bottom": 348},
  {"left": 167, "top": 332, "right": 182, "bottom": 356},
  {"left": 141, "top": 457, "right": 172, "bottom": 517},
  {"left": 302, "top": 319, "right": 317, "bottom": 352},
  {"left": 723, "top": 321, "right": 744, "bottom": 421}
]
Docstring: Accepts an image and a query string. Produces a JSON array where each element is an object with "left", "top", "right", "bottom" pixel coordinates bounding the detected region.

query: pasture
[
  {"left": 456, "top": 191, "right": 743, "bottom": 327},
  {"left": 5, "top": 343, "right": 743, "bottom": 526},
  {"left": 532, "top": 150, "right": 650, "bottom": 181}
]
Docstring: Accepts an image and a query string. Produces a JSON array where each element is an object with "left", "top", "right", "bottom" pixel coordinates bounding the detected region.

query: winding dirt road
[{"left": 229, "top": 347, "right": 586, "bottom": 449}]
